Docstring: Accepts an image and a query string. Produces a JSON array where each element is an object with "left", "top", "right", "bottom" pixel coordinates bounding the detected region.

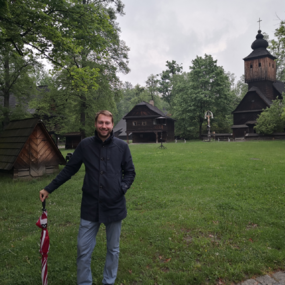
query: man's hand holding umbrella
[{"left": 39, "top": 189, "right": 49, "bottom": 202}]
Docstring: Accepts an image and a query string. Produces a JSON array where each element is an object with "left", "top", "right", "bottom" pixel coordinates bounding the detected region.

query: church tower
[
  {"left": 243, "top": 30, "right": 277, "bottom": 100},
  {"left": 231, "top": 28, "right": 284, "bottom": 139}
]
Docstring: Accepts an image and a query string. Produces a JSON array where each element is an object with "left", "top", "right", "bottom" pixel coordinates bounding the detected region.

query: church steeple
[{"left": 243, "top": 30, "right": 277, "bottom": 84}]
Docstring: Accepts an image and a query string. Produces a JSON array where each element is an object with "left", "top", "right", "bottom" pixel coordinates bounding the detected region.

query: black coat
[{"left": 45, "top": 131, "right": 136, "bottom": 223}]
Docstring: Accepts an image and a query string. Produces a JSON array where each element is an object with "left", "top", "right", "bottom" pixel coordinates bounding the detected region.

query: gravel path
[{"left": 237, "top": 271, "right": 285, "bottom": 285}]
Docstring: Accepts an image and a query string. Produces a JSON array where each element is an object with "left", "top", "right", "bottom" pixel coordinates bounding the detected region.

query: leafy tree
[
  {"left": 29, "top": 1, "right": 129, "bottom": 138},
  {"left": 174, "top": 54, "right": 234, "bottom": 138},
  {"left": 146, "top": 74, "right": 159, "bottom": 100},
  {"left": 0, "top": 45, "right": 41, "bottom": 129},
  {"left": 158, "top": 60, "right": 183, "bottom": 107},
  {"left": 255, "top": 98, "right": 285, "bottom": 134},
  {"left": 0, "top": 0, "right": 125, "bottom": 92},
  {"left": 268, "top": 20, "right": 285, "bottom": 81}
]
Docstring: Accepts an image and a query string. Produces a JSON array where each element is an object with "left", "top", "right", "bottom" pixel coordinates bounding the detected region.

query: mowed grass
[{"left": 1, "top": 141, "right": 285, "bottom": 285}]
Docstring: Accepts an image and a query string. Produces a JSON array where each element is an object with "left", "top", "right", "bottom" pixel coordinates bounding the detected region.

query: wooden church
[
  {"left": 0, "top": 118, "right": 66, "bottom": 179},
  {"left": 231, "top": 29, "right": 285, "bottom": 138},
  {"left": 124, "top": 101, "right": 175, "bottom": 143}
]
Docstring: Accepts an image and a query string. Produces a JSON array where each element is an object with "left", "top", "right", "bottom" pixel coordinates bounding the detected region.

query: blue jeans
[{"left": 77, "top": 219, "right": 122, "bottom": 285}]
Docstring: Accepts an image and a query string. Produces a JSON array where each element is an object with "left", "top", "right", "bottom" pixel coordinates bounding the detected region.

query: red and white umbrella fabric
[{"left": 36, "top": 201, "right": 50, "bottom": 285}]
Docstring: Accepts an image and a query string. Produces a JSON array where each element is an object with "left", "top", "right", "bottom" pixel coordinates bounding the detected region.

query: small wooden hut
[{"left": 0, "top": 118, "right": 66, "bottom": 179}]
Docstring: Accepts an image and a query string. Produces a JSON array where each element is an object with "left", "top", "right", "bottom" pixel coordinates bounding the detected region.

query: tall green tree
[
  {"left": 0, "top": 0, "right": 124, "bottom": 92},
  {"left": 30, "top": 1, "right": 129, "bottom": 138},
  {"left": 146, "top": 74, "right": 159, "bottom": 100},
  {"left": 158, "top": 60, "right": 183, "bottom": 107},
  {"left": 174, "top": 54, "right": 234, "bottom": 138}
]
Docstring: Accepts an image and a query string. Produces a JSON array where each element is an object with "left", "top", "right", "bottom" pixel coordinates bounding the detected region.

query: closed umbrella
[{"left": 36, "top": 200, "right": 50, "bottom": 285}]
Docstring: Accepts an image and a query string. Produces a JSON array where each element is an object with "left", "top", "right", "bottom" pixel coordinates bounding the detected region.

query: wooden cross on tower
[{"left": 257, "top": 18, "right": 262, "bottom": 30}]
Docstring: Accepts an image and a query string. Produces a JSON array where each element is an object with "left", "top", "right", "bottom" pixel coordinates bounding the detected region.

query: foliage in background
[
  {"left": 0, "top": 46, "right": 41, "bottom": 130},
  {"left": 173, "top": 55, "right": 237, "bottom": 138},
  {"left": 114, "top": 81, "right": 169, "bottom": 125},
  {"left": 28, "top": 1, "right": 129, "bottom": 138},
  {"left": 268, "top": 20, "right": 285, "bottom": 82},
  {"left": 0, "top": 0, "right": 126, "bottom": 91},
  {"left": 255, "top": 98, "right": 285, "bottom": 134},
  {"left": 157, "top": 60, "right": 183, "bottom": 108}
]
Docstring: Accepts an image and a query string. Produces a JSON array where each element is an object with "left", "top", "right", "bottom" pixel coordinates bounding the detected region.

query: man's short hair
[{"left": 95, "top": 110, "right": 114, "bottom": 123}]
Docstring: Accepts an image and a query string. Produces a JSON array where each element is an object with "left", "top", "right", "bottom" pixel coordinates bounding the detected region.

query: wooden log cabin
[
  {"left": 0, "top": 118, "right": 66, "bottom": 179},
  {"left": 124, "top": 101, "right": 175, "bottom": 143},
  {"left": 231, "top": 30, "right": 284, "bottom": 138}
]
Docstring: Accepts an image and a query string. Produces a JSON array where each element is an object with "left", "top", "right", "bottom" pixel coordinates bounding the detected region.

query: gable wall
[
  {"left": 14, "top": 124, "right": 62, "bottom": 178},
  {"left": 235, "top": 91, "right": 268, "bottom": 113}
]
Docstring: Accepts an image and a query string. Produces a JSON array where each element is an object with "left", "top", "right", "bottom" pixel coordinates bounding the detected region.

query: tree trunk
[
  {"left": 199, "top": 117, "right": 204, "bottom": 138},
  {"left": 80, "top": 93, "right": 86, "bottom": 139},
  {"left": 79, "top": 49, "right": 88, "bottom": 139},
  {"left": 3, "top": 55, "right": 10, "bottom": 128}
]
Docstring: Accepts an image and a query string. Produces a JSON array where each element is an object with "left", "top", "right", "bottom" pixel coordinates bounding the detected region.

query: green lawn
[{"left": 1, "top": 141, "right": 285, "bottom": 285}]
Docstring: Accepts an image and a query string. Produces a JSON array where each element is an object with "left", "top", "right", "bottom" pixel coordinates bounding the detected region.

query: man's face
[{"left": 95, "top": 114, "right": 114, "bottom": 140}]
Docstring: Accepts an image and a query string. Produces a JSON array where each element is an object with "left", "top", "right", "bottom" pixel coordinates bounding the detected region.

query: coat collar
[{"left": 94, "top": 130, "right": 114, "bottom": 145}]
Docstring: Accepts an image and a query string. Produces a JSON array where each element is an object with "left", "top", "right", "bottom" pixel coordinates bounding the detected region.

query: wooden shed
[
  {"left": 63, "top": 132, "right": 81, "bottom": 149},
  {"left": 0, "top": 118, "right": 66, "bottom": 179}
]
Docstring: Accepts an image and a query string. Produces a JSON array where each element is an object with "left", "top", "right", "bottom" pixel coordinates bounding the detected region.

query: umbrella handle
[{"left": 42, "top": 200, "right": 46, "bottom": 211}]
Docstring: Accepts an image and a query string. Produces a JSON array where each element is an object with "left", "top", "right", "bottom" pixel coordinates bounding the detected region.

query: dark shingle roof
[
  {"left": 231, "top": 125, "right": 249, "bottom": 129},
  {"left": 243, "top": 31, "right": 276, "bottom": 61},
  {"left": 124, "top": 101, "right": 175, "bottom": 120},
  {"left": 249, "top": 86, "right": 272, "bottom": 106},
  {"left": 0, "top": 118, "right": 39, "bottom": 170},
  {"left": 113, "top": 118, "right": 127, "bottom": 136},
  {"left": 0, "top": 118, "right": 64, "bottom": 170},
  {"left": 243, "top": 48, "right": 276, "bottom": 60},
  {"left": 273, "top": 81, "right": 285, "bottom": 96}
]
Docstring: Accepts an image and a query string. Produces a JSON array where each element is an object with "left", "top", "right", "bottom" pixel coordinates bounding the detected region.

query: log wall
[{"left": 245, "top": 57, "right": 276, "bottom": 83}]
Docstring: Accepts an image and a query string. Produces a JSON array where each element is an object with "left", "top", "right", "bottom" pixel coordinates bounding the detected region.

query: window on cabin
[
  {"left": 269, "top": 63, "right": 271, "bottom": 67},
  {"left": 250, "top": 64, "right": 253, "bottom": 68},
  {"left": 272, "top": 63, "right": 274, "bottom": 68},
  {"left": 132, "top": 121, "right": 137, "bottom": 126},
  {"left": 153, "top": 120, "right": 156, "bottom": 125},
  {"left": 259, "top": 63, "right": 261, "bottom": 67},
  {"left": 142, "top": 121, "right": 147, "bottom": 126}
]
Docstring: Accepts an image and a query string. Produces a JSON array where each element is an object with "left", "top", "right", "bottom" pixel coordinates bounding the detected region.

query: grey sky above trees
[{"left": 117, "top": 0, "right": 284, "bottom": 85}]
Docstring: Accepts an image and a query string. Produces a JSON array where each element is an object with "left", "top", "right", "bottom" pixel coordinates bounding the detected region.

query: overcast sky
[{"left": 116, "top": 0, "right": 284, "bottom": 86}]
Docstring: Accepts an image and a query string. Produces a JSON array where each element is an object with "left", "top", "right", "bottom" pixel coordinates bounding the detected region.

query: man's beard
[{"left": 97, "top": 129, "right": 112, "bottom": 138}]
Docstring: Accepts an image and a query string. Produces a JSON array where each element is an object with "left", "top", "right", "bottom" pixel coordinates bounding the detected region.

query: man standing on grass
[{"left": 39, "top": 110, "right": 136, "bottom": 285}]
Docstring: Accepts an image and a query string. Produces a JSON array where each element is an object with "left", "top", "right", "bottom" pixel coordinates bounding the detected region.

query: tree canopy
[
  {"left": 255, "top": 98, "right": 285, "bottom": 134},
  {"left": 173, "top": 54, "right": 236, "bottom": 138}
]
